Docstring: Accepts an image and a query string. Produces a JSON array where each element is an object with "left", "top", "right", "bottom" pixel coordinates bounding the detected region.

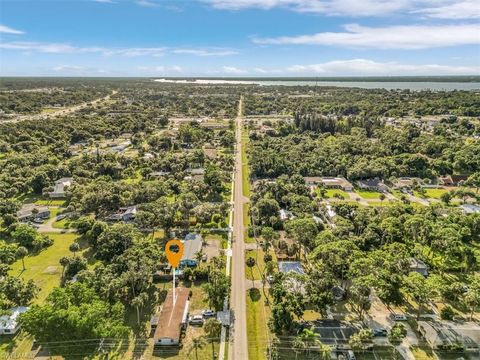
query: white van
[{"left": 346, "top": 350, "right": 356, "bottom": 360}]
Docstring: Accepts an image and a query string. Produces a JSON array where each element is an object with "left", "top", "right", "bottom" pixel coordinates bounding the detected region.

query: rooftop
[
  {"left": 278, "top": 261, "right": 304, "bottom": 275},
  {"left": 154, "top": 288, "right": 190, "bottom": 343},
  {"left": 181, "top": 233, "right": 203, "bottom": 262},
  {"left": 0, "top": 306, "right": 29, "bottom": 331}
]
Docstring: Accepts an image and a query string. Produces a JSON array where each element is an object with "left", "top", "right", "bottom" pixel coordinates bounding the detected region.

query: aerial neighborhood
[{"left": 0, "top": 76, "right": 479, "bottom": 360}]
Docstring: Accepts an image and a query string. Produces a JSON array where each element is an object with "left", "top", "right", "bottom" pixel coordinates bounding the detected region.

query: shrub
[{"left": 440, "top": 305, "right": 455, "bottom": 320}]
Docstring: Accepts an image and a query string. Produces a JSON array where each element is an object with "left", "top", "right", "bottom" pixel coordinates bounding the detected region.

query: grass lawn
[
  {"left": 52, "top": 216, "right": 72, "bottom": 229},
  {"left": 241, "top": 131, "right": 250, "bottom": 198},
  {"left": 355, "top": 190, "right": 383, "bottom": 199},
  {"left": 322, "top": 189, "right": 349, "bottom": 199},
  {"left": 16, "top": 193, "right": 65, "bottom": 207},
  {"left": 247, "top": 288, "right": 271, "bottom": 360},
  {"left": 9, "top": 232, "right": 79, "bottom": 304},
  {"left": 245, "top": 248, "right": 276, "bottom": 281},
  {"left": 41, "top": 107, "right": 60, "bottom": 113},
  {"left": 244, "top": 203, "right": 255, "bottom": 244},
  {"left": 35, "top": 199, "right": 66, "bottom": 206},
  {"left": 368, "top": 200, "right": 400, "bottom": 207},
  {"left": 415, "top": 188, "right": 448, "bottom": 199},
  {"left": 245, "top": 249, "right": 263, "bottom": 281},
  {"left": 411, "top": 346, "right": 437, "bottom": 360}
]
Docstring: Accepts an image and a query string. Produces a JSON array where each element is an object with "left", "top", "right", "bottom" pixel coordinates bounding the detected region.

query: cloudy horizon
[{"left": 1, "top": 0, "right": 479, "bottom": 77}]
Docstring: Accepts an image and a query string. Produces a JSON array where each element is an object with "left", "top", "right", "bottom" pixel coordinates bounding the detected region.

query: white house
[
  {"left": 0, "top": 307, "right": 29, "bottom": 335},
  {"left": 49, "top": 177, "right": 74, "bottom": 198}
]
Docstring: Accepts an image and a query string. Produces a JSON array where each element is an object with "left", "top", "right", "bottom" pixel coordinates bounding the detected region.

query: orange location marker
[{"left": 165, "top": 239, "right": 184, "bottom": 268}]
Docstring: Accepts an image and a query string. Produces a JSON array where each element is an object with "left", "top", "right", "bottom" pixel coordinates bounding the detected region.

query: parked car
[
  {"left": 372, "top": 328, "right": 388, "bottom": 337},
  {"left": 202, "top": 310, "right": 216, "bottom": 318},
  {"left": 346, "top": 350, "right": 356, "bottom": 360},
  {"left": 391, "top": 313, "right": 407, "bottom": 321},
  {"left": 202, "top": 254, "right": 208, "bottom": 262},
  {"left": 189, "top": 315, "right": 204, "bottom": 326},
  {"left": 266, "top": 275, "right": 274, "bottom": 284},
  {"left": 32, "top": 217, "right": 44, "bottom": 224}
]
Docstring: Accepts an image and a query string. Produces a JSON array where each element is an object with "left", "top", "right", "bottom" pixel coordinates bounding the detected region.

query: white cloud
[
  {"left": 0, "top": 42, "right": 238, "bottom": 58},
  {"left": 173, "top": 49, "right": 238, "bottom": 56},
  {"left": 112, "top": 47, "right": 166, "bottom": 57},
  {"left": 221, "top": 66, "right": 246, "bottom": 74},
  {"left": 253, "top": 23, "right": 480, "bottom": 49},
  {"left": 0, "top": 42, "right": 104, "bottom": 54},
  {"left": 137, "top": 65, "right": 183, "bottom": 73},
  {"left": 254, "top": 67, "right": 269, "bottom": 73},
  {"left": 53, "top": 65, "right": 84, "bottom": 71},
  {"left": 413, "top": 1, "right": 480, "bottom": 19},
  {"left": 204, "top": 0, "right": 406, "bottom": 16},
  {"left": 136, "top": 0, "right": 159, "bottom": 7},
  {"left": 204, "top": 0, "right": 480, "bottom": 18},
  {"left": 0, "top": 24, "right": 25, "bottom": 34},
  {"left": 285, "top": 59, "right": 480, "bottom": 75}
]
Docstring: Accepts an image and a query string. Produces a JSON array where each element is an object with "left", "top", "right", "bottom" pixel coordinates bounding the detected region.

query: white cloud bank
[
  {"left": 284, "top": 59, "right": 480, "bottom": 76},
  {"left": 253, "top": 24, "right": 480, "bottom": 49},
  {"left": 0, "top": 42, "right": 236, "bottom": 57},
  {"left": 204, "top": 0, "right": 480, "bottom": 18},
  {"left": 0, "top": 24, "right": 25, "bottom": 34}
]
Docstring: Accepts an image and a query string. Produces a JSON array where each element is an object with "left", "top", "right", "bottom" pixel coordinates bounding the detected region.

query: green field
[
  {"left": 415, "top": 188, "right": 448, "bottom": 199},
  {"left": 34, "top": 198, "right": 66, "bottom": 206},
  {"left": 323, "top": 189, "right": 349, "bottom": 199},
  {"left": 356, "top": 190, "right": 383, "bottom": 199},
  {"left": 9, "top": 232, "right": 79, "bottom": 303}
]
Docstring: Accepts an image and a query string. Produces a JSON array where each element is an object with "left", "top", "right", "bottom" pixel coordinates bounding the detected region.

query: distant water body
[{"left": 155, "top": 78, "right": 480, "bottom": 91}]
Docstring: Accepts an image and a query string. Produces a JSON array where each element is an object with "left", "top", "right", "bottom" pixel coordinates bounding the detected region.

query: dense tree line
[
  {"left": 248, "top": 122, "right": 480, "bottom": 180},
  {"left": 245, "top": 88, "right": 480, "bottom": 117}
]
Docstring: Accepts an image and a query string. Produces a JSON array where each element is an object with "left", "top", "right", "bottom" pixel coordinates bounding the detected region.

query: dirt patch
[
  {"left": 43, "top": 266, "right": 59, "bottom": 274},
  {"left": 203, "top": 239, "right": 220, "bottom": 261}
]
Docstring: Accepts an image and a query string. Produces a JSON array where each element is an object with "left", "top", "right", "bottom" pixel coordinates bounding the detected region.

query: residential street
[{"left": 229, "top": 97, "right": 249, "bottom": 360}]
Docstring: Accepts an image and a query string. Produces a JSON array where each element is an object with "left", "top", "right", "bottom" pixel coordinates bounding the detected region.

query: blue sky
[{"left": 0, "top": 0, "right": 479, "bottom": 76}]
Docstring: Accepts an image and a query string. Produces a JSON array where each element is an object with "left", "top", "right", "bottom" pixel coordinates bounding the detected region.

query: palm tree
[
  {"left": 189, "top": 336, "right": 206, "bottom": 360},
  {"left": 132, "top": 293, "right": 147, "bottom": 326},
  {"left": 318, "top": 343, "right": 332, "bottom": 360},
  {"left": 246, "top": 257, "right": 256, "bottom": 288},
  {"left": 195, "top": 250, "right": 204, "bottom": 265},
  {"left": 69, "top": 242, "right": 80, "bottom": 257},
  {"left": 59, "top": 256, "right": 69, "bottom": 278},
  {"left": 16, "top": 246, "right": 28, "bottom": 271},
  {"left": 204, "top": 318, "right": 222, "bottom": 358},
  {"left": 297, "top": 326, "right": 322, "bottom": 356}
]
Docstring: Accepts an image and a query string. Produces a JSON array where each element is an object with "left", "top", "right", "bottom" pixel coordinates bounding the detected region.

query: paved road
[
  {"left": 2, "top": 91, "right": 117, "bottom": 123},
  {"left": 229, "top": 96, "right": 249, "bottom": 360}
]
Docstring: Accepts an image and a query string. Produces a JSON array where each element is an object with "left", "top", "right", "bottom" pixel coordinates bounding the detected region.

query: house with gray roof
[{"left": 49, "top": 177, "right": 74, "bottom": 198}]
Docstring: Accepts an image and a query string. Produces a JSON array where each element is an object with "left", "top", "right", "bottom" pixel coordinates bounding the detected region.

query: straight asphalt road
[{"left": 229, "top": 96, "right": 249, "bottom": 360}]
